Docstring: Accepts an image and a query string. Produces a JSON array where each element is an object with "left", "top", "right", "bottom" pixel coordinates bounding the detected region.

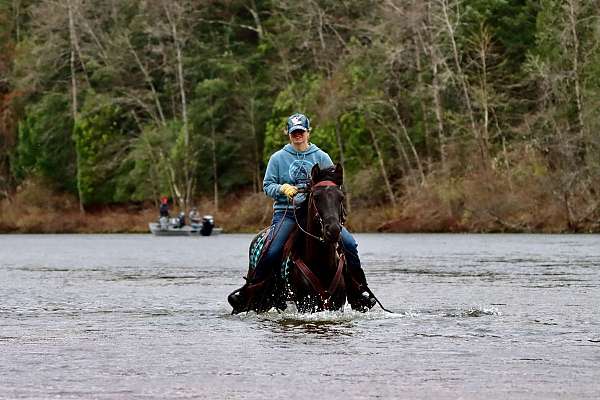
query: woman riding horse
[{"left": 227, "top": 113, "right": 376, "bottom": 313}]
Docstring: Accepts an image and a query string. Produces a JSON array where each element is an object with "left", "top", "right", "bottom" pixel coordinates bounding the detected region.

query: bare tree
[
  {"left": 247, "top": 95, "right": 262, "bottom": 193},
  {"left": 12, "top": 0, "right": 21, "bottom": 42},
  {"left": 437, "top": 0, "right": 488, "bottom": 165},
  {"left": 365, "top": 113, "right": 397, "bottom": 207},
  {"left": 471, "top": 23, "right": 493, "bottom": 160},
  {"left": 162, "top": 1, "right": 194, "bottom": 212},
  {"left": 419, "top": 4, "right": 449, "bottom": 171},
  {"left": 125, "top": 34, "right": 167, "bottom": 128},
  {"left": 565, "top": 0, "right": 586, "bottom": 156},
  {"left": 67, "top": 0, "right": 85, "bottom": 212}
]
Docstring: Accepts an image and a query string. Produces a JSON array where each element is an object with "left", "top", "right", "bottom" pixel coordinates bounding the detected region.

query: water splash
[
  {"left": 444, "top": 305, "right": 501, "bottom": 318},
  {"left": 231, "top": 302, "right": 410, "bottom": 324}
]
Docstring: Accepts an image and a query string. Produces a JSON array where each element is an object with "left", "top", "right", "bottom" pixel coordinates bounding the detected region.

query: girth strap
[{"left": 292, "top": 251, "right": 346, "bottom": 303}]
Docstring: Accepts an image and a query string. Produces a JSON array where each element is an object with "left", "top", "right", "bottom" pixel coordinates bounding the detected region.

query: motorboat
[{"left": 149, "top": 215, "right": 222, "bottom": 236}]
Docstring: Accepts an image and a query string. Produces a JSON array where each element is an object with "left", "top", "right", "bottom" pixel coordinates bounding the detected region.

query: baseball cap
[{"left": 286, "top": 113, "right": 310, "bottom": 134}]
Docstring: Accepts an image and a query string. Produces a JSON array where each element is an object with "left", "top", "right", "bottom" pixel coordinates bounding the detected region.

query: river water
[{"left": 1, "top": 233, "right": 599, "bottom": 399}]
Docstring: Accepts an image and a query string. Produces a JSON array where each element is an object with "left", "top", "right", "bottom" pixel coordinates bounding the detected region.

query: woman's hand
[{"left": 280, "top": 183, "right": 299, "bottom": 198}]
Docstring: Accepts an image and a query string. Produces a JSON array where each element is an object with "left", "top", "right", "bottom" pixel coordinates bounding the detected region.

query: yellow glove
[{"left": 280, "top": 183, "right": 299, "bottom": 198}]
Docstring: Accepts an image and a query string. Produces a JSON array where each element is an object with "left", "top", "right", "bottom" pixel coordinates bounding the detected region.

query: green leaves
[
  {"left": 3, "top": 0, "right": 600, "bottom": 222},
  {"left": 73, "top": 94, "right": 134, "bottom": 204},
  {"left": 13, "top": 93, "right": 76, "bottom": 191}
]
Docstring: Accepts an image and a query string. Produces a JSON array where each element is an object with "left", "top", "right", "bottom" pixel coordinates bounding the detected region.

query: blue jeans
[{"left": 254, "top": 210, "right": 362, "bottom": 280}]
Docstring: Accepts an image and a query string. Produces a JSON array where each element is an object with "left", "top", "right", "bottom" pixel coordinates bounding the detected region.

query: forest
[{"left": 1, "top": 0, "right": 600, "bottom": 233}]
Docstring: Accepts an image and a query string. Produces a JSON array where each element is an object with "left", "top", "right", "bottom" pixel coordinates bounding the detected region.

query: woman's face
[{"left": 289, "top": 129, "right": 309, "bottom": 147}]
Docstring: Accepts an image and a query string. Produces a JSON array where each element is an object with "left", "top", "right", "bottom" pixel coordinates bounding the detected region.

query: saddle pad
[
  {"left": 248, "top": 226, "right": 294, "bottom": 284},
  {"left": 248, "top": 227, "right": 271, "bottom": 272},
  {"left": 281, "top": 255, "right": 293, "bottom": 283}
]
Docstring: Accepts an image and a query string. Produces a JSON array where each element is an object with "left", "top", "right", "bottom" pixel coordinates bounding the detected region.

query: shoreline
[
  {"left": 1, "top": 209, "right": 598, "bottom": 234},
  {"left": 2, "top": 187, "right": 599, "bottom": 234}
]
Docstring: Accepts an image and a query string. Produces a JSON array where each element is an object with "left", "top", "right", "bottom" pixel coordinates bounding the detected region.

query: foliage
[
  {"left": 1, "top": 0, "right": 600, "bottom": 231},
  {"left": 13, "top": 93, "right": 76, "bottom": 191},
  {"left": 73, "top": 94, "right": 135, "bottom": 204}
]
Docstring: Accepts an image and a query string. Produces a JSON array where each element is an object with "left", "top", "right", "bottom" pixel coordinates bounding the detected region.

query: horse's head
[{"left": 310, "top": 163, "right": 345, "bottom": 243}]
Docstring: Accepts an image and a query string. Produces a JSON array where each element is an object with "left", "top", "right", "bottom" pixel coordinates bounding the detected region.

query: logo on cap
[{"left": 287, "top": 113, "right": 310, "bottom": 132}]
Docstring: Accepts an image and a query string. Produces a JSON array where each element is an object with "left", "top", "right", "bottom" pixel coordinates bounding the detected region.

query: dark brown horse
[
  {"left": 231, "top": 163, "right": 348, "bottom": 314},
  {"left": 285, "top": 163, "right": 347, "bottom": 312}
]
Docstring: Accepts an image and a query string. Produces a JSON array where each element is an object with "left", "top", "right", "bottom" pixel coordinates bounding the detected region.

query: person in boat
[
  {"left": 177, "top": 211, "right": 186, "bottom": 228},
  {"left": 189, "top": 207, "right": 201, "bottom": 225},
  {"left": 159, "top": 196, "right": 170, "bottom": 218},
  {"left": 228, "top": 113, "right": 376, "bottom": 312}
]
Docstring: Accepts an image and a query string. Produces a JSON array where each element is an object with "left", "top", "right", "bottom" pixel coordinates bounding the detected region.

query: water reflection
[{"left": 276, "top": 320, "right": 355, "bottom": 336}]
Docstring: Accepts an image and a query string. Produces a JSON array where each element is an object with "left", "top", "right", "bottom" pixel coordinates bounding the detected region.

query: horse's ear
[
  {"left": 334, "top": 163, "right": 343, "bottom": 185},
  {"left": 311, "top": 163, "right": 321, "bottom": 183}
]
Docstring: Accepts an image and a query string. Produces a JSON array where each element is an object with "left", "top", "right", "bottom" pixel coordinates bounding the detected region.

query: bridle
[
  {"left": 292, "top": 180, "right": 345, "bottom": 243},
  {"left": 290, "top": 179, "right": 347, "bottom": 306}
]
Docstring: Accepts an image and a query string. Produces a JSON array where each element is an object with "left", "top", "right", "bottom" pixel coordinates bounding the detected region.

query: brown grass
[
  {"left": 217, "top": 192, "right": 273, "bottom": 232},
  {"left": 0, "top": 179, "right": 154, "bottom": 233},
  {"left": 376, "top": 148, "right": 599, "bottom": 233}
]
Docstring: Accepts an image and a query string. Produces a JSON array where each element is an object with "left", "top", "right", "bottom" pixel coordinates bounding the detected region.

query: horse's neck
[{"left": 303, "top": 215, "right": 336, "bottom": 268}]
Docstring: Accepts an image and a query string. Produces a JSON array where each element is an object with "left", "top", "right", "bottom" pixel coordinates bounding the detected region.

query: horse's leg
[
  {"left": 280, "top": 231, "right": 314, "bottom": 313},
  {"left": 339, "top": 228, "right": 376, "bottom": 312},
  {"left": 330, "top": 267, "right": 347, "bottom": 312},
  {"left": 289, "top": 266, "right": 317, "bottom": 313},
  {"left": 344, "top": 266, "right": 378, "bottom": 312}
]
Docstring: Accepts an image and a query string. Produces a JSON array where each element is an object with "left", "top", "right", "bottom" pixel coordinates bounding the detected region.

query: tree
[
  {"left": 13, "top": 93, "right": 76, "bottom": 190},
  {"left": 73, "top": 94, "right": 135, "bottom": 204},
  {"left": 190, "top": 78, "right": 229, "bottom": 211}
]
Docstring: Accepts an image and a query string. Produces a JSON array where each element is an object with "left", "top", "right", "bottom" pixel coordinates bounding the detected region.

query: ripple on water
[
  {"left": 443, "top": 306, "right": 502, "bottom": 318},
  {"left": 1, "top": 233, "right": 599, "bottom": 400}
]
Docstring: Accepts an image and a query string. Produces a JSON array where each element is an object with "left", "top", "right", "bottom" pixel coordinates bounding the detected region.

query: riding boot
[
  {"left": 227, "top": 276, "right": 277, "bottom": 314},
  {"left": 344, "top": 267, "right": 377, "bottom": 312}
]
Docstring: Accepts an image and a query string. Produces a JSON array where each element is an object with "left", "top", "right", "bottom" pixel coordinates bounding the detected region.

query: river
[{"left": 1, "top": 233, "right": 599, "bottom": 399}]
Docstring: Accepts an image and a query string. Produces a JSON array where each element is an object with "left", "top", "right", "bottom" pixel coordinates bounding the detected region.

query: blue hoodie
[{"left": 263, "top": 143, "right": 333, "bottom": 211}]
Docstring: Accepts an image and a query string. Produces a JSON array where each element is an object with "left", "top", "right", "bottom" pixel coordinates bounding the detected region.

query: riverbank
[{"left": 1, "top": 178, "right": 599, "bottom": 234}]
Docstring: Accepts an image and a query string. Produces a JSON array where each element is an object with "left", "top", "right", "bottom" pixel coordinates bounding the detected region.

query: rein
[
  {"left": 292, "top": 198, "right": 324, "bottom": 242},
  {"left": 291, "top": 180, "right": 340, "bottom": 243},
  {"left": 293, "top": 250, "right": 346, "bottom": 304}
]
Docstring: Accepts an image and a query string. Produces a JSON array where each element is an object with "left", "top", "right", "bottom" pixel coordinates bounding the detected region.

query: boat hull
[{"left": 148, "top": 223, "right": 222, "bottom": 236}]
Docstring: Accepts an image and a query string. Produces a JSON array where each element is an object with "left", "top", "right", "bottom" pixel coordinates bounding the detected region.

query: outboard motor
[{"left": 200, "top": 215, "right": 215, "bottom": 236}]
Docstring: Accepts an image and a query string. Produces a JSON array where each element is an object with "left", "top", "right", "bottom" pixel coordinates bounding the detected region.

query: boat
[{"left": 149, "top": 215, "right": 222, "bottom": 236}]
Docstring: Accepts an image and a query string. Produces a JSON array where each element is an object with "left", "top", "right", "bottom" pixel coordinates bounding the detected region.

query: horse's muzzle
[{"left": 324, "top": 222, "right": 342, "bottom": 243}]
